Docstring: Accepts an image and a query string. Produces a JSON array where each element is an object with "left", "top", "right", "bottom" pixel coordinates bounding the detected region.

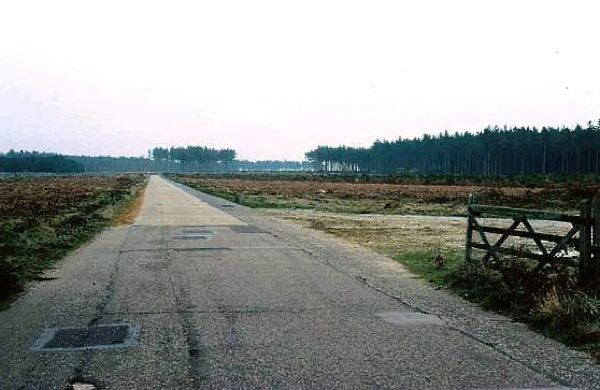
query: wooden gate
[{"left": 466, "top": 197, "right": 600, "bottom": 283}]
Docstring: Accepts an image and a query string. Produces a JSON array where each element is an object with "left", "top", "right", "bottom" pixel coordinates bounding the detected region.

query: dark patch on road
[
  {"left": 168, "top": 248, "right": 211, "bottom": 388},
  {"left": 178, "top": 311, "right": 211, "bottom": 387},
  {"left": 230, "top": 225, "right": 269, "bottom": 234},
  {"left": 172, "top": 232, "right": 214, "bottom": 240},
  {"left": 32, "top": 276, "right": 59, "bottom": 281},
  {"left": 31, "top": 324, "right": 139, "bottom": 351},
  {"left": 119, "top": 248, "right": 164, "bottom": 253},
  {"left": 182, "top": 229, "right": 215, "bottom": 234}
]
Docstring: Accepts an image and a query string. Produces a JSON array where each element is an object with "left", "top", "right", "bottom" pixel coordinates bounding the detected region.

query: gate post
[
  {"left": 579, "top": 200, "right": 592, "bottom": 285},
  {"left": 465, "top": 193, "right": 477, "bottom": 273},
  {"left": 592, "top": 196, "right": 600, "bottom": 284}
]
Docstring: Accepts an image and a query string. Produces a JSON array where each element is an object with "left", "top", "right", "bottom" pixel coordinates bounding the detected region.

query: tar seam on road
[
  {"left": 99, "top": 308, "right": 308, "bottom": 316},
  {"left": 166, "top": 245, "right": 210, "bottom": 388},
  {"left": 171, "top": 245, "right": 299, "bottom": 250},
  {"left": 88, "top": 226, "right": 135, "bottom": 327},
  {"left": 119, "top": 246, "right": 302, "bottom": 253},
  {"left": 119, "top": 248, "right": 164, "bottom": 253}
]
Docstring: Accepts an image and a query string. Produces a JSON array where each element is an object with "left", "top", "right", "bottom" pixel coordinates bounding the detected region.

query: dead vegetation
[
  {"left": 0, "top": 175, "right": 147, "bottom": 309},
  {"left": 110, "top": 183, "right": 146, "bottom": 226},
  {"left": 174, "top": 175, "right": 598, "bottom": 215}
]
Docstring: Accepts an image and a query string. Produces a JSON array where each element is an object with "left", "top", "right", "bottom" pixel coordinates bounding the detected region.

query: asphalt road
[{"left": 1, "top": 175, "right": 599, "bottom": 389}]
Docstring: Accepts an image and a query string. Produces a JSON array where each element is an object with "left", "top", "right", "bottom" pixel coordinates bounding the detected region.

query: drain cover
[
  {"left": 31, "top": 324, "right": 139, "bottom": 351},
  {"left": 221, "top": 204, "right": 235, "bottom": 208},
  {"left": 230, "top": 225, "right": 268, "bottom": 234}
]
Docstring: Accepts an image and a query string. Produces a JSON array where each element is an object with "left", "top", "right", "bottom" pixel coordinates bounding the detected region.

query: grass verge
[
  {"left": 0, "top": 175, "right": 147, "bottom": 310},
  {"left": 395, "top": 249, "right": 600, "bottom": 361}
]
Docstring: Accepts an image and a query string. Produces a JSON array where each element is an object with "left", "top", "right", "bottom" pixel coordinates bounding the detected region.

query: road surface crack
[{"left": 167, "top": 245, "right": 210, "bottom": 388}]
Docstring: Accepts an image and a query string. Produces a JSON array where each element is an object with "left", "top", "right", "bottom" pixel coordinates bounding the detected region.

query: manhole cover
[
  {"left": 230, "top": 225, "right": 268, "bottom": 234},
  {"left": 31, "top": 324, "right": 139, "bottom": 351}
]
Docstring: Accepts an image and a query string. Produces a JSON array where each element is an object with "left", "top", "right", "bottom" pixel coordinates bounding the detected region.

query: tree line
[
  {"left": 0, "top": 150, "right": 84, "bottom": 173},
  {"left": 150, "top": 147, "right": 316, "bottom": 172},
  {"left": 0, "top": 146, "right": 313, "bottom": 173},
  {"left": 306, "top": 121, "right": 600, "bottom": 176},
  {"left": 151, "top": 146, "right": 236, "bottom": 172},
  {"left": 236, "top": 160, "right": 313, "bottom": 171},
  {"left": 70, "top": 155, "right": 158, "bottom": 173}
]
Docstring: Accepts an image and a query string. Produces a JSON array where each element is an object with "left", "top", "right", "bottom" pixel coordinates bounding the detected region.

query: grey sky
[{"left": 1, "top": 0, "right": 599, "bottom": 161}]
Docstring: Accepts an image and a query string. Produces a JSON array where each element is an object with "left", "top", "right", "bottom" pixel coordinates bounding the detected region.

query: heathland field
[
  {"left": 0, "top": 175, "right": 147, "bottom": 308},
  {"left": 171, "top": 174, "right": 600, "bottom": 214}
]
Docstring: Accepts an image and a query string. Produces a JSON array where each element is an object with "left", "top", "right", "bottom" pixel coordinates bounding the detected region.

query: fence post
[
  {"left": 593, "top": 196, "right": 600, "bottom": 284},
  {"left": 579, "top": 200, "right": 592, "bottom": 285},
  {"left": 465, "top": 194, "right": 475, "bottom": 265}
]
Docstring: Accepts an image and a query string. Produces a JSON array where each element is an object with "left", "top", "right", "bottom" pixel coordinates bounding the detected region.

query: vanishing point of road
[{"left": 1, "top": 175, "right": 599, "bottom": 389}]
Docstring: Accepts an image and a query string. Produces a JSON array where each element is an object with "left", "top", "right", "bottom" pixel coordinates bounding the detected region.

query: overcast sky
[{"left": 1, "top": 1, "right": 599, "bottom": 161}]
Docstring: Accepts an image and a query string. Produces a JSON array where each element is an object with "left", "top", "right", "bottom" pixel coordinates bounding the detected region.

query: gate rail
[{"left": 465, "top": 197, "right": 600, "bottom": 284}]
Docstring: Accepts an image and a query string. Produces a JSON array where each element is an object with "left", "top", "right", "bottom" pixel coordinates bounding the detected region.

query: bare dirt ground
[{"left": 262, "top": 209, "right": 573, "bottom": 258}]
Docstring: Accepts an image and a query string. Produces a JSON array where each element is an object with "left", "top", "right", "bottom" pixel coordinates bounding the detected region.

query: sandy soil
[{"left": 262, "top": 209, "right": 574, "bottom": 258}]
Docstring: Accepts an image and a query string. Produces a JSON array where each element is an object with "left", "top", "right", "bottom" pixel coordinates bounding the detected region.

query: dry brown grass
[
  {"left": 0, "top": 174, "right": 147, "bottom": 308},
  {"left": 187, "top": 177, "right": 537, "bottom": 203},
  {"left": 176, "top": 175, "right": 590, "bottom": 215},
  {"left": 110, "top": 183, "right": 147, "bottom": 226}
]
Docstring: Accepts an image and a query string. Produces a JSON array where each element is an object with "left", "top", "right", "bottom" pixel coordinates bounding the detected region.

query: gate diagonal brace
[
  {"left": 521, "top": 218, "right": 549, "bottom": 256},
  {"left": 482, "top": 218, "right": 521, "bottom": 263}
]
